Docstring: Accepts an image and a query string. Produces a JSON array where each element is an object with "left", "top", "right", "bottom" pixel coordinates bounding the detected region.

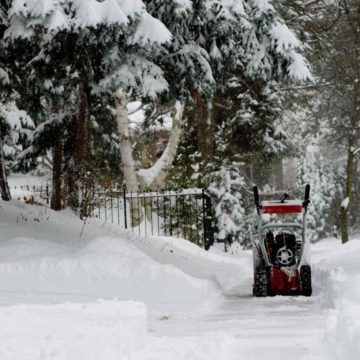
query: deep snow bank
[
  {"left": 127, "top": 234, "right": 253, "bottom": 296},
  {"left": 0, "top": 200, "right": 256, "bottom": 360},
  {"left": 0, "top": 201, "right": 217, "bottom": 305},
  {"left": 305, "top": 238, "right": 360, "bottom": 360}
]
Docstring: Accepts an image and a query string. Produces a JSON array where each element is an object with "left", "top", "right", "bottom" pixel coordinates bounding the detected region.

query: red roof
[{"left": 261, "top": 200, "right": 303, "bottom": 214}]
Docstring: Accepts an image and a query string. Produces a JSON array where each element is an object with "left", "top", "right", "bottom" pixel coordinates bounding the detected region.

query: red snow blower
[{"left": 251, "top": 185, "right": 312, "bottom": 297}]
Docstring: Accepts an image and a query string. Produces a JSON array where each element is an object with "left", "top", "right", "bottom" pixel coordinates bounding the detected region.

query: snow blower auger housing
[{"left": 251, "top": 185, "right": 312, "bottom": 297}]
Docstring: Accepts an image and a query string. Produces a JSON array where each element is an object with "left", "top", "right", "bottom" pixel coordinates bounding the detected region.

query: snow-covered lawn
[{"left": 0, "top": 200, "right": 358, "bottom": 359}]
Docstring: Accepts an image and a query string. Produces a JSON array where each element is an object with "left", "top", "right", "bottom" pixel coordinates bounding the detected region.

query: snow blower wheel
[
  {"left": 253, "top": 266, "right": 268, "bottom": 297},
  {"left": 251, "top": 185, "right": 312, "bottom": 297},
  {"left": 300, "top": 265, "right": 312, "bottom": 296}
]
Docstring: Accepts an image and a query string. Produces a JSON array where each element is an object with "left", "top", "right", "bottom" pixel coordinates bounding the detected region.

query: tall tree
[
  {"left": 302, "top": 0, "right": 360, "bottom": 243},
  {"left": 5, "top": 0, "right": 171, "bottom": 214}
]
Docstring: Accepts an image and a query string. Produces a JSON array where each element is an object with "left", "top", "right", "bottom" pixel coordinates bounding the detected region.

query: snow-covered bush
[
  {"left": 0, "top": 102, "right": 34, "bottom": 171},
  {"left": 207, "top": 162, "right": 251, "bottom": 248}
]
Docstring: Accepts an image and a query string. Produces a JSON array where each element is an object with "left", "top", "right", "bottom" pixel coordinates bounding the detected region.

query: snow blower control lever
[
  {"left": 303, "top": 184, "right": 310, "bottom": 213},
  {"left": 253, "top": 186, "right": 260, "bottom": 215}
]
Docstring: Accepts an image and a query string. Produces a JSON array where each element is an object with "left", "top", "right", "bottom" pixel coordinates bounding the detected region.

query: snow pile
[
  {"left": 0, "top": 300, "right": 146, "bottom": 360},
  {"left": 0, "top": 199, "right": 256, "bottom": 359},
  {"left": 128, "top": 234, "right": 253, "bottom": 297},
  {"left": 306, "top": 238, "right": 360, "bottom": 360},
  {"left": 0, "top": 201, "right": 217, "bottom": 306}
]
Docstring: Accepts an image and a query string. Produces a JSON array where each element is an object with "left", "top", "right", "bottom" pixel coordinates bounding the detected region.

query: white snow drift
[{"left": 0, "top": 200, "right": 360, "bottom": 359}]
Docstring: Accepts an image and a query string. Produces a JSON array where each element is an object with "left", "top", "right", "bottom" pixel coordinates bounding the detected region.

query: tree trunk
[
  {"left": 114, "top": 90, "right": 143, "bottom": 226},
  {"left": 0, "top": 135, "right": 11, "bottom": 201},
  {"left": 114, "top": 94, "right": 186, "bottom": 226},
  {"left": 340, "top": 135, "right": 355, "bottom": 244},
  {"left": 340, "top": 66, "right": 360, "bottom": 243},
  {"left": 68, "top": 71, "right": 90, "bottom": 215},
  {"left": 51, "top": 138, "right": 63, "bottom": 211},
  {"left": 137, "top": 101, "right": 185, "bottom": 190},
  {"left": 191, "top": 91, "right": 214, "bottom": 162},
  {"left": 115, "top": 90, "right": 139, "bottom": 192}
]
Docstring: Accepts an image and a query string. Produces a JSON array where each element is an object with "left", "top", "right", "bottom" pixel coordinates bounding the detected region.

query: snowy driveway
[
  {"left": 146, "top": 293, "right": 324, "bottom": 360},
  {"left": 0, "top": 202, "right": 355, "bottom": 359}
]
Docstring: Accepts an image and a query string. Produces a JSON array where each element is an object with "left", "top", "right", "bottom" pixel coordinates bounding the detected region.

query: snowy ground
[{"left": 0, "top": 199, "right": 358, "bottom": 359}]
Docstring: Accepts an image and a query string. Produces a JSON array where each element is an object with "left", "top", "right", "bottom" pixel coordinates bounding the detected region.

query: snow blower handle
[
  {"left": 253, "top": 186, "right": 261, "bottom": 215},
  {"left": 303, "top": 184, "right": 310, "bottom": 212}
]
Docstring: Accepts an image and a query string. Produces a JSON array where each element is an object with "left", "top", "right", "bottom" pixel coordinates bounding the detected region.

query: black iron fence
[
  {"left": 10, "top": 184, "right": 215, "bottom": 250},
  {"left": 89, "top": 188, "right": 214, "bottom": 250}
]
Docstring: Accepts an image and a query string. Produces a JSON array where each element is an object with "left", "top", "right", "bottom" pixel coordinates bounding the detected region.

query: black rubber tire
[
  {"left": 300, "top": 265, "right": 312, "bottom": 296},
  {"left": 253, "top": 266, "right": 268, "bottom": 297}
]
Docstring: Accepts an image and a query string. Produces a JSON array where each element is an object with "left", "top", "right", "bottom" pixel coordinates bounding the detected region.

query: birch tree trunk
[
  {"left": 114, "top": 93, "right": 185, "bottom": 226},
  {"left": 0, "top": 135, "right": 11, "bottom": 201},
  {"left": 137, "top": 101, "right": 185, "bottom": 190},
  {"left": 114, "top": 90, "right": 139, "bottom": 193},
  {"left": 114, "top": 90, "right": 143, "bottom": 226}
]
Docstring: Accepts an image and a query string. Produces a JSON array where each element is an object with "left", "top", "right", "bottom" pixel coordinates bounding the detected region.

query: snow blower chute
[{"left": 251, "top": 185, "right": 312, "bottom": 297}]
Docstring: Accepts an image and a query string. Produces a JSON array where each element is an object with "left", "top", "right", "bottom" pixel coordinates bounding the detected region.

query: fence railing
[
  {"left": 89, "top": 188, "right": 214, "bottom": 250},
  {"left": 10, "top": 184, "right": 215, "bottom": 250}
]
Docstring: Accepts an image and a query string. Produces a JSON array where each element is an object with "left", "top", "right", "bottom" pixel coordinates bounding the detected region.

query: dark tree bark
[
  {"left": 191, "top": 90, "right": 214, "bottom": 163},
  {"left": 51, "top": 137, "right": 63, "bottom": 211},
  {"left": 340, "top": 18, "right": 360, "bottom": 243},
  {"left": 67, "top": 70, "right": 90, "bottom": 215},
  {"left": 0, "top": 136, "right": 11, "bottom": 201},
  {"left": 340, "top": 135, "right": 355, "bottom": 244}
]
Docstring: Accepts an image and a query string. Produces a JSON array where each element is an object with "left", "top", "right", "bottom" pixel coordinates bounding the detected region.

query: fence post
[
  {"left": 46, "top": 183, "right": 50, "bottom": 205},
  {"left": 123, "top": 186, "right": 128, "bottom": 229},
  {"left": 202, "top": 189, "right": 214, "bottom": 251}
]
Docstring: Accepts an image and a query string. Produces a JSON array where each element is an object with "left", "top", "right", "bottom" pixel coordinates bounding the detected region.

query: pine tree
[
  {"left": 207, "top": 161, "right": 249, "bottom": 249},
  {"left": 5, "top": 0, "right": 171, "bottom": 214},
  {"left": 0, "top": 2, "right": 12, "bottom": 201},
  {"left": 298, "top": 0, "right": 360, "bottom": 243},
  {"left": 296, "top": 143, "right": 341, "bottom": 242}
]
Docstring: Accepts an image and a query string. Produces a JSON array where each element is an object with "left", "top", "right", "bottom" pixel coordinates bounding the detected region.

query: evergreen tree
[
  {"left": 296, "top": 143, "right": 341, "bottom": 242},
  {"left": 207, "top": 162, "right": 250, "bottom": 249},
  {"left": 149, "top": 0, "right": 311, "bottom": 244},
  {"left": 5, "top": 0, "right": 171, "bottom": 213},
  {"left": 0, "top": 2, "right": 12, "bottom": 200}
]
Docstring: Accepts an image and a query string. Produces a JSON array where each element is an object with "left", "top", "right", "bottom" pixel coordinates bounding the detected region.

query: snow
[
  {"left": 0, "top": 300, "right": 146, "bottom": 360},
  {"left": 8, "top": 175, "right": 49, "bottom": 201},
  {"left": 270, "top": 22, "right": 302, "bottom": 52},
  {"left": 7, "top": 0, "right": 171, "bottom": 46},
  {"left": 0, "top": 101, "right": 34, "bottom": 130},
  {"left": 0, "top": 197, "right": 360, "bottom": 359},
  {"left": 0, "top": 67, "right": 10, "bottom": 85},
  {"left": 341, "top": 196, "right": 349, "bottom": 209},
  {"left": 130, "top": 12, "right": 172, "bottom": 45},
  {"left": 101, "top": 55, "right": 168, "bottom": 99},
  {"left": 304, "top": 238, "right": 360, "bottom": 360},
  {"left": 0, "top": 201, "right": 216, "bottom": 306},
  {"left": 287, "top": 52, "right": 313, "bottom": 82}
]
